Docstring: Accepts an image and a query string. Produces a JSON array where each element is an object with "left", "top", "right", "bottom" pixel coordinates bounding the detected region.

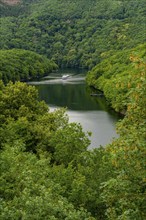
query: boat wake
[{"left": 28, "top": 75, "right": 85, "bottom": 85}]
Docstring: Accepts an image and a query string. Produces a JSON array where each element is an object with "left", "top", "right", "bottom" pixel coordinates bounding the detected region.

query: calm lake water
[{"left": 29, "top": 69, "right": 120, "bottom": 149}]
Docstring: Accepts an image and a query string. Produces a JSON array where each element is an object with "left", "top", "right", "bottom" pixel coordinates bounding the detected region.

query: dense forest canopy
[
  {"left": 0, "top": 58, "right": 146, "bottom": 219},
  {"left": 0, "top": 0, "right": 146, "bottom": 219},
  {"left": 0, "top": 0, "right": 145, "bottom": 68},
  {"left": 0, "top": 49, "right": 57, "bottom": 83},
  {"left": 86, "top": 43, "right": 146, "bottom": 112}
]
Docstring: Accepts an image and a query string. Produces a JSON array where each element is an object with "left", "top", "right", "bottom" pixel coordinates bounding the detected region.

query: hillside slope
[
  {"left": 86, "top": 43, "right": 146, "bottom": 112},
  {"left": 0, "top": 0, "right": 20, "bottom": 5},
  {"left": 0, "top": 0, "right": 145, "bottom": 68}
]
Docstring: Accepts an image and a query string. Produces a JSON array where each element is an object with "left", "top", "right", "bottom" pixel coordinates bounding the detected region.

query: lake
[{"left": 29, "top": 68, "right": 120, "bottom": 149}]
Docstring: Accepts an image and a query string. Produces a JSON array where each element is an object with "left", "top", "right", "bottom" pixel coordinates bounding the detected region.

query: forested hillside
[
  {"left": 0, "top": 58, "right": 146, "bottom": 219},
  {"left": 86, "top": 43, "right": 146, "bottom": 113},
  {"left": 0, "top": 49, "right": 57, "bottom": 83},
  {"left": 0, "top": 0, "right": 146, "bottom": 219},
  {"left": 0, "top": 0, "right": 145, "bottom": 68}
]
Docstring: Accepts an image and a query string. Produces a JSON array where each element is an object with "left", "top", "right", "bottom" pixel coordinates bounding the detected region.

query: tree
[
  {"left": 0, "top": 143, "right": 95, "bottom": 220},
  {"left": 100, "top": 57, "right": 146, "bottom": 220},
  {"left": 0, "top": 49, "right": 58, "bottom": 83}
]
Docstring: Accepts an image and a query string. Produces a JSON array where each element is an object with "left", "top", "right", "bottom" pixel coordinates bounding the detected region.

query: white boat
[{"left": 62, "top": 74, "right": 70, "bottom": 80}]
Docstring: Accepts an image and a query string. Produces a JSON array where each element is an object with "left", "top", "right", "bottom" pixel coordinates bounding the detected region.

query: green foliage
[
  {"left": 0, "top": 1, "right": 146, "bottom": 219},
  {"left": 0, "top": 80, "right": 98, "bottom": 219},
  {"left": 0, "top": 81, "right": 48, "bottom": 123},
  {"left": 0, "top": 49, "right": 58, "bottom": 83},
  {"left": 0, "top": 144, "right": 95, "bottom": 220},
  {"left": 100, "top": 58, "right": 146, "bottom": 219},
  {"left": 0, "top": 54, "right": 146, "bottom": 220},
  {"left": 0, "top": 0, "right": 145, "bottom": 68},
  {"left": 50, "top": 122, "right": 90, "bottom": 165},
  {"left": 86, "top": 43, "right": 146, "bottom": 112},
  {"left": 0, "top": 80, "right": 90, "bottom": 157},
  {"left": 86, "top": 52, "right": 146, "bottom": 220}
]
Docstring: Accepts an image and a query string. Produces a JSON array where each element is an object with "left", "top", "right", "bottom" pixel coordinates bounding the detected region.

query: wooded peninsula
[{"left": 0, "top": 0, "right": 146, "bottom": 219}]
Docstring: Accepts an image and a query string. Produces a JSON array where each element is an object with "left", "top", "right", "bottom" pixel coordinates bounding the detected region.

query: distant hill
[
  {"left": 0, "top": 0, "right": 145, "bottom": 68},
  {"left": 0, "top": 0, "right": 35, "bottom": 5},
  {"left": 0, "top": 0, "right": 20, "bottom": 5},
  {"left": 0, "top": 2, "right": 146, "bottom": 219}
]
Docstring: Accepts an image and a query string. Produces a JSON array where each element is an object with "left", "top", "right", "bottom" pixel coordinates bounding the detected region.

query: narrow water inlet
[{"left": 29, "top": 68, "right": 121, "bottom": 148}]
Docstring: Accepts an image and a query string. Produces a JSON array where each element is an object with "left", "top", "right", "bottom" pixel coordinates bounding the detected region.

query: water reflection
[{"left": 29, "top": 69, "right": 120, "bottom": 148}]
